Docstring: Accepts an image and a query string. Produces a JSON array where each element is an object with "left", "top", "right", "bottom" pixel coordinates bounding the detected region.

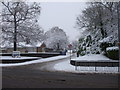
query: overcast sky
[{"left": 38, "top": 2, "right": 87, "bottom": 42}]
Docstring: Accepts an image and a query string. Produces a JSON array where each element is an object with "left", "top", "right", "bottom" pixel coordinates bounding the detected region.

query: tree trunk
[{"left": 14, "top": 15, "right": 17, "bottom": 51}]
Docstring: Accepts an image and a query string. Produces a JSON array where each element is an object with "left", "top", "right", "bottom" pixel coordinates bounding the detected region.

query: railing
[{"left": 70, "top": 60, "right": 119, "bottom": 72}]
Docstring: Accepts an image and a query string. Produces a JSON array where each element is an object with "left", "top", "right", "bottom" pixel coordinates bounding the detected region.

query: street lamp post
[{"left": 117, "top": 1, "right": 120, "bottom": 73}]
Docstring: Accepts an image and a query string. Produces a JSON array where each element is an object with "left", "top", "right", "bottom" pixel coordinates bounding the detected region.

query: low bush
[{"left": 106, "top": 47, "right": 119, "bottom": 60}]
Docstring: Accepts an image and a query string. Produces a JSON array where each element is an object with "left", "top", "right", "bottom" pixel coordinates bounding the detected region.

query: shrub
[
  {"left": 106, "top": 47, "right": 119, "bottom": 60},
  {"left": 77, "top": 49, "right": 85, "bottom": 56},
  {"left": 100, "top": 42, "right": 113, "bottom": 53}
]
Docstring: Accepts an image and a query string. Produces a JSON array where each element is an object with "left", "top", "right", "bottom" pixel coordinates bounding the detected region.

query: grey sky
[{"left": 38, "top": 2, "right": 87, "bottom": 42}]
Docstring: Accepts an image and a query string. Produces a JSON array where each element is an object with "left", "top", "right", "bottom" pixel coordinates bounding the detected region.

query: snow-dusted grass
[
  {"left": 53, "top": 54, "right": 119, "bottom": 73},
  {"left": 0, "top": 55, "right": 70, "bottom": 67},
  {"left": 72, "top": 54, "right": 111, "bottom": 61}
]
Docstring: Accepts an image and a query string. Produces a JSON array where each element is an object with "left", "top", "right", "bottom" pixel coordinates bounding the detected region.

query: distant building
[
  {"left": 1, "top": 42, "right": 47, "bottom": 53},
  {"left": 37, "top": 43, "right": 46, "bottom": 52}
]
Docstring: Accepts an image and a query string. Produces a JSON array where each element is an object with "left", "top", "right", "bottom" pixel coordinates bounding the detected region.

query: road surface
[{"left": 2, "top": 55, "right": 119, "bottom": 88}]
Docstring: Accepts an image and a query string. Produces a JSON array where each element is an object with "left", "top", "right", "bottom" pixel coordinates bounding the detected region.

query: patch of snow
[
  {"left": 106, "top": 46, "right": 119, "bottom": 51},
  {"left": 1, "top": 42, "right": 14, "bottom": 48},
  {"left": 99, "top": 35, "right": 113, "bottom": 43},
  {"left": 72, "top": 54, "right": 111, "bottom": 61},
  {"left": 67, "top": 50, "right": 73, "bottom": 53},
  {"left": 36, "top": 42, "right": 43, "bottom": 47},
  {"left": 28, "top": 52, "right": 38, "bottom": 53},
  {"left": 18, "top": 42, "right": 36, "bottom": 47}
]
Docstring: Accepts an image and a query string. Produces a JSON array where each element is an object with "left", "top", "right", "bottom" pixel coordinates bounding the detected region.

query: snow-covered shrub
[
  {"left": 77, "top": 38, "right": 85, "bottom": 56},
  {"left": 99, "top": 36, "right": 114, "bottom": 53},
  {"left": 106, "top": 46, "right": 119, "bottom": 60},
  {"left": 77, "top": 48, "right": 86, "bottom": 56},
  {"left": 100, "top": 42, "right": 112, "bottom": 53},
  {"left": 78, "top": 35, "right": 93, "bottom": 56}
]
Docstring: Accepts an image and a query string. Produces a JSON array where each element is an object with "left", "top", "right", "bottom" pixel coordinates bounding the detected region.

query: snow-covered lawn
[
  {"left": 72, "top": 54, "right": 111, "bottom": 61},
  {"left": 53, "top": 54, "right": 119, "bottom": 73},
  {"left": 0, "top": 55, "right": 70, "bottom": 67}
]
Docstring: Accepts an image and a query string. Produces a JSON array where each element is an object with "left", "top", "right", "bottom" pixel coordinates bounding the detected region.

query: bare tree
[{"left": 1, "top": 1, "right": 42, "bottom": 51}]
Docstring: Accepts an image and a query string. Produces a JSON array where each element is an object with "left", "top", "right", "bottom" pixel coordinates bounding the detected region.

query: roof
[{"left": 1, "top": 42, "right": 43, "bottom": 48}]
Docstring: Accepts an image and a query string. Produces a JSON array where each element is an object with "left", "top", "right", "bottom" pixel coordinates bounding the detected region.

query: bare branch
[{"left": 2, "top": 2, "right": 14, "bottom": 15}]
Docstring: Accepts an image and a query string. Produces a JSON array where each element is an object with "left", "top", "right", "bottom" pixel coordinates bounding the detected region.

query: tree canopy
[
  {"left": 76, "top": 2, "right": 118, "bottom": 55},
  {"left": 44, "top": 26, "right": 68, "bottom": 51}
]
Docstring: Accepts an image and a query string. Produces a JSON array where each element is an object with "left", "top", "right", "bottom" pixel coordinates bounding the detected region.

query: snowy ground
[
  {"left": 52, "top": 54, "right": 119, "bottom": 74},
  {"left": 72, "top": 54, "right": 111, "bottom": 61},
  {"left": 0, "top": 54, "right": 119, "bottom": 73}
]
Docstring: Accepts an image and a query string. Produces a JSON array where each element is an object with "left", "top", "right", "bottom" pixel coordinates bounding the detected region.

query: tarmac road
[{"left": 2, "top": 56, "right": 120, "bottom": 88}]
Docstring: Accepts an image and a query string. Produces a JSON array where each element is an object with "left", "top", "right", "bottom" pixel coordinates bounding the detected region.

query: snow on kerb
[{"left": 0, "top": 55, "right": 70, "bottom": 67}]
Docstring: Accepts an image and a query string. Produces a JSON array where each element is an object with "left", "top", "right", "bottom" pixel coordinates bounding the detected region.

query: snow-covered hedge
[{"left": 106, "top": 46, "right": 119, "bottom": 60}]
